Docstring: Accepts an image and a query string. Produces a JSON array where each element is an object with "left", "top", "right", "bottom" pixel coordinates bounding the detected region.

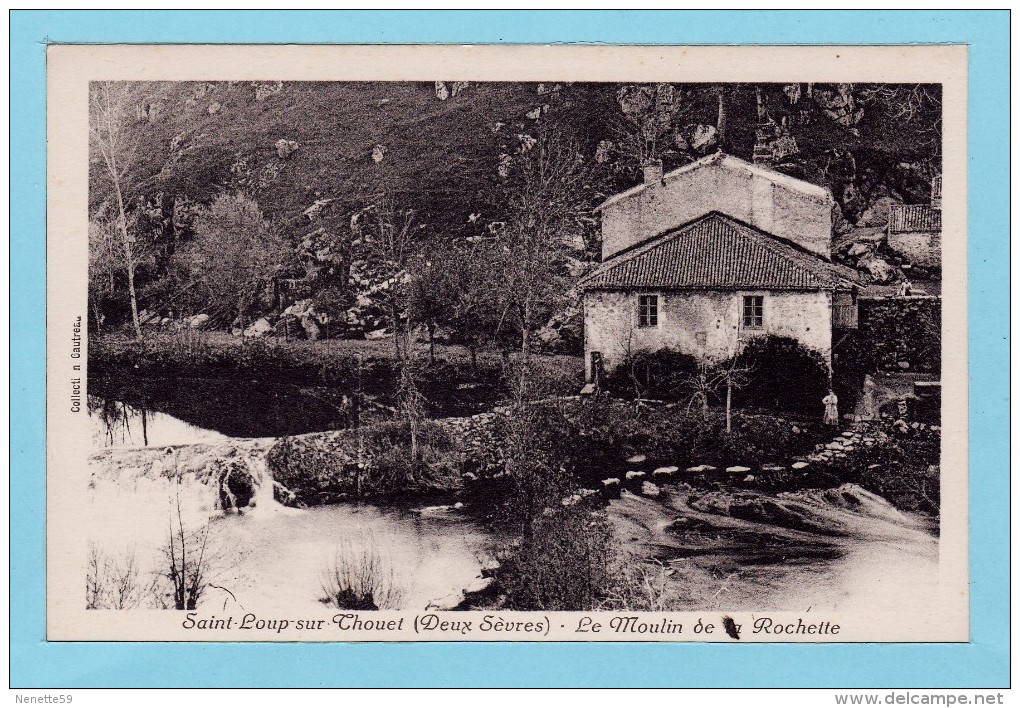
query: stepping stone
[
  {"left": 652, "top": 466, "right": 679, "bottom": 481},
  {"left": 743, "top": 475, "right": 756, "bottom": 483},
  {"left": 792, "top": 461, "right": 810, "bottom": 470},
  {"left": 761, "top": 464, "right": 785, "bottom": 472},
  {"left": 686, "top": 464, "right": 717, "bottom": 473},
  {"left": 625, "top": 470, "right": 646, "bottom": 481},
  {"left": 601, "top": 478, "right": 621, "bottom": 500},
  {"left": 726, "top": 466, "right": 751, "bottom": 474},
  {"left": 626, "top": 454, "right": 647, "bottom": 464}
]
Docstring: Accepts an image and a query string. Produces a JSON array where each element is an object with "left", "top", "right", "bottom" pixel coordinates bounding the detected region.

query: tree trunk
[
  {"left": 114, "top": 201, "right": 142, "bottom": 340},
  {"left": 726, "top": 380, "right": 732, "bottom": 433},
  {"left": 716, "top": 88, "right": 728, "bottom": 146}
]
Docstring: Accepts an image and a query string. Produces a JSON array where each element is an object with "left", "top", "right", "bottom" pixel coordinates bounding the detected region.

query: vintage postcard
[{"left": 47, "top": 43, "right": 967, "bottom": 642}]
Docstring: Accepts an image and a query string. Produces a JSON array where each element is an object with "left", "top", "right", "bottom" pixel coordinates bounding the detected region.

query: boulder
[
  {"left": 859, "top": 254, "right": 898, "bottom": 283},
  {"left": 652, "top": 466, "right": 677, "bottom": 482},
  {"left": 300, "top": 316, "right": 321, "bottom": 341},
  {"left": 726, "top": 466, "right": 751, "bottom": 474},
  {"left": 275, "top": 139, "right": 300, "bottom": 159},
  {"left": 791, "top": 461, "right": 810, "bottom": 470},
  {"left": 188, "top": 313, "right": 212, "bottom": 330},
  {"left": 640, "top": 481, "right": 661, "bottom": 498},
  {"left": 626, "top": 454, "right": 647, "bottom": 464},
  {"left": 462, "top": 577, "right": 498, "bottom": 603},
  {"left": 601, "top": 478, "right": 621, "bottom": 500},
  {"left": 687, "top": 123, "right": 718, "bottom": 152},
  {"left": 857, "top": 195, "right": 903, "bottom": 227},
  {"left": 686, "top": 464, "right": 717, "bottom": 473},
  {"left": 847, "top": 242, "right": 873, "bottom": 258},
  {"left": 243, "top": 317, "right": 273, "bottom": 338},
  {"left": 743, "top": 475, "right": 756, "bottom": 483},
  {"left": 425, "top": 594, "right": 465, "bottom": 611}
]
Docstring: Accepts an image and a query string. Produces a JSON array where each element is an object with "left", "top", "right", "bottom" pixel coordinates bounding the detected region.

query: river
[{"left": 87, "top": 395, "right": 937, "bottom": 613}]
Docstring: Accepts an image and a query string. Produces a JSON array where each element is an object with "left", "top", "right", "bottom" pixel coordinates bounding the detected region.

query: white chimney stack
[{"left": 642, "top": 159, "right": 663, "bottom": 185}]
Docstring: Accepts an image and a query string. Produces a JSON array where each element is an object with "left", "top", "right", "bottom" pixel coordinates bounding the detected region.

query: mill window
[
  {"left": 637, "top": 294, "right": 659, "bottom": 327},
  {"left": 742, "top": 295, "right": 764, "bottom": 329}
]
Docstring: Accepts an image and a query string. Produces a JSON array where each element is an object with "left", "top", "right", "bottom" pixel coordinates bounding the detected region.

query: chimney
[
  {"left": 931, "top": 174, "right": 942, "bottom": 210},
  {"left": 642, "top": 159, "right": 663, "bottom": 185}
]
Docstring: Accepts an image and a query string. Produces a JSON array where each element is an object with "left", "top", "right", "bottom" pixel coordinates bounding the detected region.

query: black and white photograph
[{"left": 47, "top": 44, "right": 968, "bottom": 642}]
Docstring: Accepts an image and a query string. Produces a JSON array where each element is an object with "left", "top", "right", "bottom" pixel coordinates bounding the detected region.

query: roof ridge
[
  {"left": 581, "top": 212, "right": 861, "bottom": 291},
  {"left": 595, "top": 152, "right": 832, "bottom": 212}
]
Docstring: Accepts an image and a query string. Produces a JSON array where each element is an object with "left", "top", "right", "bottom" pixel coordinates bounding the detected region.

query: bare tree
[
  {"left": 677, "top": 356, "right": 752, "bottom": 431},
  {"left": 90, "top": 82, "right": 146, "bottom": 338},
  {"left": 354, "top": 198, "right": 428, "bottom": 464},
  {"left": 85, "top": 542, "right": 156, "bottom": 610},
  {"left": 610, "top": 83, "right": 696, "bottom": 171},
  {"left": 497, "top": 130, "right": 592, "bottom": 400}
]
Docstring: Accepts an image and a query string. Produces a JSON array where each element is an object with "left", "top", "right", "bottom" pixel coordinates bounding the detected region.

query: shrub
[
  {"left": 605, "top": 348, "right": 701, "bottom": 401},
  {"left": 493, "top": 505, "right": 615, "bottom": 611},
  {"left": 86, "top": 543, "right": 156, "bottom": 610},
  {"left": 266, "top": 420, "right": 462, "bottom": 504},
  {"left": 728, "top": 335, "right": 830, "bottom": 415},
  {"left": 832, "top": 331, "right": 878, "bottom": 413},
  {"left": 320, "top": 539, "right": 406, "bottom": 610}
]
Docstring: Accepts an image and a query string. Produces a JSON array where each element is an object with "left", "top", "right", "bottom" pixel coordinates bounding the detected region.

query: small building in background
[{"left": 886, "top": 175, "right": 942, "bottom": 270}]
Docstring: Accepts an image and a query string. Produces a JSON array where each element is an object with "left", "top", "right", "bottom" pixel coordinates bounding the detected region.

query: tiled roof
[
  {"left": 580, "top": 213, "right": 861, "bottom": 292},
  {"left": 888, "top": 204, "right": 941, "bottom": 233}
]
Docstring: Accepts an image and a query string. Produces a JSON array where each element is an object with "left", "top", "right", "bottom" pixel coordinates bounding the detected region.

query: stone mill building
[{"left": 580, "top": 152, "right": 863, "bottom": 382}]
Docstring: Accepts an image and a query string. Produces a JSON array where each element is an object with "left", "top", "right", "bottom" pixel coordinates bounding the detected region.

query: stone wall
[
  {"left": 601, "top": 155, "right": 834, "bottom": 260},
  {"left": 584, "top": 289, "right": 833, "bottom": 379},
  {"left": 858, "top": 296, "right": 941, "bottom": 374}
]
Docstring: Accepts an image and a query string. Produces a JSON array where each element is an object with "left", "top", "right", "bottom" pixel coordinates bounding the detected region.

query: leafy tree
[{"left": 184, "top": 193, "right": 292, "bottom": 328}]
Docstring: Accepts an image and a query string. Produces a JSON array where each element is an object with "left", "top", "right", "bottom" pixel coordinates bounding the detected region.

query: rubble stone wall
[{"left": 858, "top": 296, "right": 941, "bottom": 374}]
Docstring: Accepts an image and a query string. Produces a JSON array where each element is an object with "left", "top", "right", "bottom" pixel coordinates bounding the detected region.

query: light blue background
[{"left": 11, "top": 10, "right": 1009, "bottom": 688}]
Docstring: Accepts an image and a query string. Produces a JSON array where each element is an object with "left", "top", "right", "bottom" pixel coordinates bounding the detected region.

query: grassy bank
[{"left": 90, "top": 331, "right": 584, "bottom": 416}]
